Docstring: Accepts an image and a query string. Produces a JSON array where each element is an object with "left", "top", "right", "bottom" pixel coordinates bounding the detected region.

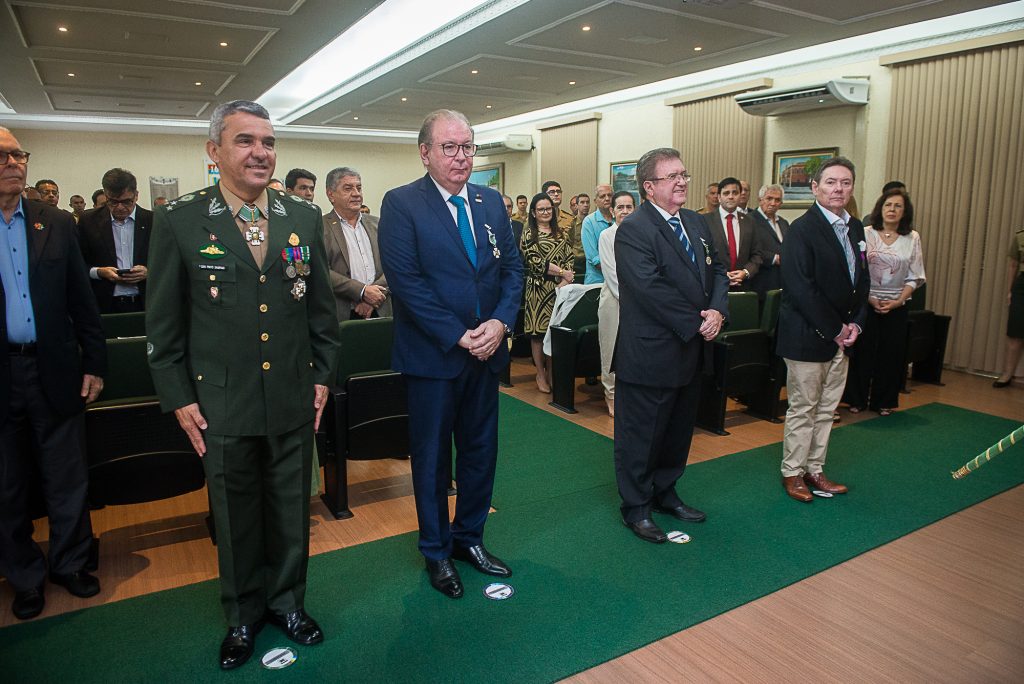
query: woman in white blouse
[
  {"left": 843, "top": 188, "right": 926, "bottom": 415},
  {"left": 596, "top": 191, "right": 636, "bottom": 417}
]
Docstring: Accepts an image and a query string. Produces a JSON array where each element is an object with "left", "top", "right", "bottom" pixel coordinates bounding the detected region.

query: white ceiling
[{"left": 0, "top": 0, "right": 1015, "bottom": 132}]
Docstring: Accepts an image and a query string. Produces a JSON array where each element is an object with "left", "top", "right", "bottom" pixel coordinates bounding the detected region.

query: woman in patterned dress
[
  {"left": 843, "top": 188, "right": 926, "bottom": 415},
  {"left": 520, "top": 192, "right": 575, "bottom": 393}
]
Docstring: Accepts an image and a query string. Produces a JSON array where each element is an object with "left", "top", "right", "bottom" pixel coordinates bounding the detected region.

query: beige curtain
[
  {"left": 886, "top": 43, "right": 1024, "bottom": 374},
  {"left": 672, "top": 95, "right": 765, "bottom": 211},
  {"left": 539, "top": 119, "right": 598, "bottom": 200}
]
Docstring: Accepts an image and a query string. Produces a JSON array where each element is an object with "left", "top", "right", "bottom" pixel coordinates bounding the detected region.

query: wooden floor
[{"left": 2, "top": 361, "right": 1022, "bottom": 682}]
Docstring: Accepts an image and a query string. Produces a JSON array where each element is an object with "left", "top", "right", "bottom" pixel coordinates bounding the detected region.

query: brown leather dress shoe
[
  {"left": 804, "top": 471, "right": 848, "bottom": 494},
  {"left": 782, "top": 475, "right": 813, "bottom": 502}
]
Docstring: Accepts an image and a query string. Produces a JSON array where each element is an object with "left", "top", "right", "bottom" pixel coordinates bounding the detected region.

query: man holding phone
[{"left": 79, "top": 168, "right": 152, "bottom": 313}]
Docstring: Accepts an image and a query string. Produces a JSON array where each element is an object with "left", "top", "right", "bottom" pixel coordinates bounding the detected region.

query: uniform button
[
  {"left": 260, "top": 333, "right": 269, "bottom": 341},
  {"left": 197, "top": 374, "right": 203, "bottom": 381},
  {"left": 209, "top": 275, "right": 216, "bottom": 281},
  {"left": 259, "top": 304, "right": 268, "bottom": 313},
  {"left": 309, "top": 362, "right": 313, "bottom": 367},
  {"left": 259, "top": 275, "right": 266, "bottom": 283},
  {"left": 262, "top": 362, "right": 270, "bottom": 370}
]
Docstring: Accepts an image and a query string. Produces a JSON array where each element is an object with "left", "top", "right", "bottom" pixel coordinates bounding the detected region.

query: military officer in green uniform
[{"left": 145, "top": 100, "right": 340, "bottom": 670}]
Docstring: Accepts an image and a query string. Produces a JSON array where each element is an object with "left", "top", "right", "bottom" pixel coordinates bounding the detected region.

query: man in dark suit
[
  {"left": 322, "top": 166, "right": 391, "bottom": 320},
  {"left": 705, "top": 176, "right": 763, "bottom": 291},
  {"left": 379, "top": 109, "right": 523, "bottom": 599},
  {"left": 78, "top": 168, "right": 152, "bottom": 313},
  {"left": 502, "top": 194, "right": 524, "bottom": 245},
  {"left": 775, "top": 157, "right": 868, "bottom": 502},
  {"left": 747, "top": 183, "right": 789, "bottom": 299},
  {"left": 146, "top": 101, "right": 340, "bottom": 669},
  {"left": 0, "top": 126, "right": 107, "bottom": 620},
  {"left": 612, "top": 147, "right": 728, "bottom": 544}
]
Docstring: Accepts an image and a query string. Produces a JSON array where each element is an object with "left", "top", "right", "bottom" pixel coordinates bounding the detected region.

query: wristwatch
[{"left": 503, "top": 323, "right": 513, "bottom": 337}]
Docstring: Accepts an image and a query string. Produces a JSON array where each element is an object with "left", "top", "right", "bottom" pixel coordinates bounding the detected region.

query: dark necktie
[
  {"left": 726, "top": 213, "right": 738, "bottom": 271},
  {"left": 448, "top": 195, "right": 477, "bottom": 269},
  {"left": 667, "top": 216, "right": 696, "bottom": 264}
]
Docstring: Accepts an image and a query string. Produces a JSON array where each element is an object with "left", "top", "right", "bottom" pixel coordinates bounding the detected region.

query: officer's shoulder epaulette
[
  {"left": 283, "top": 190, "right": 318, "bottom": 210},
  {"left": 164, "top": 187, "right": 214, "bottom": 212}
]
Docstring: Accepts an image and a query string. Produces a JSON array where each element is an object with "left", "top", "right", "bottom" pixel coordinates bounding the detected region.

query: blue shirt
[
  {"left": 0, "top": 199, "right": 37, "bottom": 343},
  {"left": 89, "top": 208, "right": 139, "bottom": 296},
  {"left": 581, "top": 210, "right": 613, "bottom": 284}
]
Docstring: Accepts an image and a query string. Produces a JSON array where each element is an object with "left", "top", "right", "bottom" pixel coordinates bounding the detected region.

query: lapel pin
[
  {"left": 32, "top": 222, "right": 45, "bottom": 231},
  {"left": 272, "top": 198, "right": 288, "bottom": 216},
  {"left": 474, "top": 194, "right": 483, "bottom": 203}
]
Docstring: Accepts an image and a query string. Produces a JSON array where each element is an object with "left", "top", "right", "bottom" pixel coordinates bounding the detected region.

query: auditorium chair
[
  {"left": 100, "top": 311, "right": 146, "bottom": 339},
  {"left": 548, "top": 287, "right": 602, "bottom": 414},
  {"left": 320, "top": 318, "right": 410, "bottom": 520},
  {"left": 739, "top": 288, "right": 787, "bottom": 422},
  {"left": 84, "top": 337, "right": 202, "bottom": 507},
  {"left": 696, "top": 291, "right": 773, "bottom": 435}
]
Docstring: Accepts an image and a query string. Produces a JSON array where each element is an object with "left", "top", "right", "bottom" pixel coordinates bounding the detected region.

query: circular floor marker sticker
[
  {"left": 484, "top": 583, "right": 515, "bottom": 600},
  {"left": 667, "top": 531, "right": 691, "bottom": 544},
  {"left": 811, "top": 490, "right": 834, "bottom": 498},
  {"left": 261, "top": 646, "right": 297, "bottom": 670}
]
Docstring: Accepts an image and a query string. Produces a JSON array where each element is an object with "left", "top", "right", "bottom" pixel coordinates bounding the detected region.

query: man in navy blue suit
[{"left": 378, "top": 110, "right": 524, "bottom": 599}]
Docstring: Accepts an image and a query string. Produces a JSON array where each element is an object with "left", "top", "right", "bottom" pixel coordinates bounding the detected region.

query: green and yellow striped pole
[{"left": 951, "top": 425, "right": 1024, "bottom": 479}]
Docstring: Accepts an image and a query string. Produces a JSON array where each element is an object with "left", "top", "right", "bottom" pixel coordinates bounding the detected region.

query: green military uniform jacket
[{"left": 146, "top": 185, "right": 339, "bottom": 436}]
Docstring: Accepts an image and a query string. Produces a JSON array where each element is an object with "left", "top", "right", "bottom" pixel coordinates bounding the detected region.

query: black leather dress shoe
[
  {"left": 653, "top": 502, "right": 707, "bottom": 523},
  {"left": 452, "top": 544, "right": 512, "bottom": 578},
  {"left": 49, "top": 570, "right": 100, "bottom": 598},
  {"left": 220, "top": 622, "right": 264, "bottom": 670},
  {"left": 12, "top": 586, "right": 45, "bottom": 620},
  {"left": 425, "top": 558, "right": 464, "bottom": 599},
  {"left": 624, "top": 518, "right": 667, "bottom": 543},
  {"left": 268, "top": 609, "right": 324, "bottom": 645}
]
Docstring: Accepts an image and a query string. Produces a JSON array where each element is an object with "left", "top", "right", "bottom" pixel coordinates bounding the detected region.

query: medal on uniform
[
  {"left": 210, "top": 286, "right": 220, "bottom": 300},
  {"left": 288, "top": 233, "right": 300, "bottom": 246},
  {"left": 699, "top": 236, "right": 712, "bottom": 265},
  {"left": 291, "top": 278, "right": 306, "bottom": 300},
  {"left": 281, "top": 246, "right": 310, "bottom": 279},
  {"left": 240, "top": 203, "right": 265, "bottom": 245}
]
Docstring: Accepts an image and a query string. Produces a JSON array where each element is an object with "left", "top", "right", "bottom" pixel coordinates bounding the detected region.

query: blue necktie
[
  {"left": 667, "top": 215, "right": 697, "bottom": 264},
  {"left": 448, "top": 195, "right": 477, "bottom": 269}
]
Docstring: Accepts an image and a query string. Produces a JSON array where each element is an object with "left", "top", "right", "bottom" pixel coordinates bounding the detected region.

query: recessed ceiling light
[
  {"left": 818, "top": 98, "right": 825, "bottom": 103},
  {"left": 568, "top": 80, "right": 576, "bottom": 85},
  {"left": 195, "top": 81, "right": 203, "bottom": 86},
  {"left": 353, "top": 116, "right": 359, "bottom": 120},
  {"left": 401, "top": 96, "right": 407, "bottom": 101},
  {"left": 581, "top": 25, "right": 591, "bottom": 32},
  {"left": 486, "top": 105, "right": 492, "bottom": 109},
  {"left": 471, "top": 69, "right": 479, "bottom": 74},
  {"left": 694, "top": 46, "right": 702, "bottom": 52},
  {"left": 58, "top": 26, "right": 68, "bottom": 33},
  {"left": 219, "top": 41, "right": 228, "bottom": 47},
  {"left": 67, "top": 72, "right": 75, "bottom": 77}
]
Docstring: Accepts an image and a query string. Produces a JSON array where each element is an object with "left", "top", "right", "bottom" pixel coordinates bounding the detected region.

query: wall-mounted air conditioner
[
  {"left": 475, "top": 134, "right": 533, "bottom": 155},
  {"left": 735, "top": 78, "right": 869, "bottom": 116}
]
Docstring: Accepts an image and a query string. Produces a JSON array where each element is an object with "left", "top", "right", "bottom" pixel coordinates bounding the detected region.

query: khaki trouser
[
  {"left": 781, "top": 346, "right": 848, "bottom": 477},
  {"left": 598, "top": 285, "right": 619, "bottom": 402}
]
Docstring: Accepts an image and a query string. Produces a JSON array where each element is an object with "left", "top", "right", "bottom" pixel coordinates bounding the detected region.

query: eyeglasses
[
  {"left": 648, "top": 173, "right": 691, "bottom": 185},
  {"left": 105, "top": 196, "right": 137, "bottom": 207},
  {"left": 428, "top": 142, "right": 477, "bottom": 157},
  {"left": 0, "top": 150, "right": 30, "bottom": 165},
  {"left": 534, "top": 207, "right": 553, "bottom": 212}
]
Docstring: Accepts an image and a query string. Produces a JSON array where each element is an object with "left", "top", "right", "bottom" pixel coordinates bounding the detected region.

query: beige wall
[{"left": 12, "top": 129, "right": 423, "bottom": 214}]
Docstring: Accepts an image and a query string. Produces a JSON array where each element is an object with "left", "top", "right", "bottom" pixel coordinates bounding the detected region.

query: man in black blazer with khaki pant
[
  {"left": 612, "top": 148, "right": 728, "bottom": 543},
  {"left": 775, "top": 157, "right": 869, "bottom": 502},
  {"left": 0, "top": 126, "right": 107, "bottom": 620}
]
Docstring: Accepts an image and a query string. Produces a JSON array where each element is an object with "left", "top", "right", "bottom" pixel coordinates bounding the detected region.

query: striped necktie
[{"left": 667, "top": 215, "right": 697, "bottom": 264}]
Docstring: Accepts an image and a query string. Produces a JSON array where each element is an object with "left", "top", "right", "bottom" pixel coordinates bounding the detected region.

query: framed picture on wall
[
  {"left": 610, "top": 160, "right": 639, "bottom": 205},
  {"left": 772, "top": 148, "right": 839, "bottom": 207},
  {"left": 470, "top": 162, "right": 504, "bottom": 194}
]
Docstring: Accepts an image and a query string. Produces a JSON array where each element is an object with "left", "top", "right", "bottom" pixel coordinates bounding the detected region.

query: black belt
[
  {"left": 113, "top": 295, "right": 140, "bottom": 302},
  {"left": 8, "top": 342, "right": 37, "bottom": 356}
]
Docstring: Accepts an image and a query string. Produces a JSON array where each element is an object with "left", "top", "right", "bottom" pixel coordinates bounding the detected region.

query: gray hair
[
  {"left": 636, "top": 147, "right": 681, "bottom": 186},
  {"left": 326, "top": 166, "right": 361, "bottom": 192},
  {"left": 758, "top": 183, "right": 785, "bottom": 200},
  {"left": 417, "top": 109, "right": 472, "bottom": 146},
  {"left": 209, "top": 100, "right": 270, "bottom": 144},
  {"left": 812, "top": 156, "right": 856, "bottom": 184}
]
